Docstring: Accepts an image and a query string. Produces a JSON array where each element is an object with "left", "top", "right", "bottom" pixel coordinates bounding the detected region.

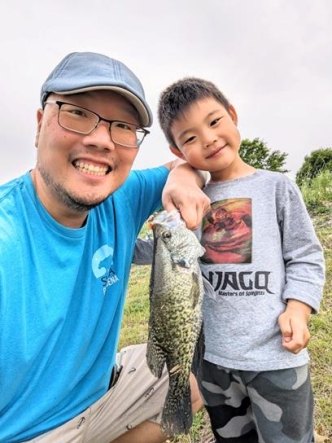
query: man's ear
[
  {"left": 228, "top": 105, "right": 238, "bottom": 125},
  {"left": 169, "top": 144, "right": 185, "bottom": 160},
  {"left": 35, "top": 108, "right": 44, "bottom": 148}
]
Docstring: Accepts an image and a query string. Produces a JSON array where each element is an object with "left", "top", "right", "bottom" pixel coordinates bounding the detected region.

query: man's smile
[{"left": 73, "top": 159, "right": 112, "bottom": 176}]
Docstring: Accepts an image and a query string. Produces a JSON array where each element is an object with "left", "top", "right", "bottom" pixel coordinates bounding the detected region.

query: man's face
[{"left": 34, "top": 90, "right": 141, "bottom": 224}]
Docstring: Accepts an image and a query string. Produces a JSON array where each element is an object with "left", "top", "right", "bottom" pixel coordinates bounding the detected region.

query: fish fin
[
  {"left": 191, "top": 272, "right": 201, "bottom": 308},
  {"left": 202, "top": 274, "right": 217, "bottom": 300},
  {"left": 146, "top": 337, "right": 166, "bottom": 378},
  {"left": 161, "top": 378, "right": 192, "bottom": 436},
  {"left": 170, "top": 253, "right": 191, "bottom": 268},
  {"left": 191, "top": 322, "right": 205, "bottom": 376}
]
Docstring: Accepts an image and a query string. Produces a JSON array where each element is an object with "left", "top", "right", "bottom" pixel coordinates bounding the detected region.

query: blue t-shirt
[{"left": 0, "top": 167, "right": 168, "bottom": 442}]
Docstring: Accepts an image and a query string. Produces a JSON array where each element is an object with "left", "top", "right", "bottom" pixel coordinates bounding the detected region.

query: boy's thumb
[{"left": 279, "top": 315, "right": 292, "bottom": 342}]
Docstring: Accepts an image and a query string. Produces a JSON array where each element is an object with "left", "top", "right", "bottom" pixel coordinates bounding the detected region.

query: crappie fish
[{"left": 146, "top": 210, "right": 205, "bottom": 436}]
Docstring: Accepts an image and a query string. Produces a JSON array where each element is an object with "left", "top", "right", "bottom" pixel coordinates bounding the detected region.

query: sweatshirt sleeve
[
  {"left": 277, "top": 177, "right": 325, "bottom": 312},
  {"left": 132, "top": 238, "right": 154, "bottom": 265}
]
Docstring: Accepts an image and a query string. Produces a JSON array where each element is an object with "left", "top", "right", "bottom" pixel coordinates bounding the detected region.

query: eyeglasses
[{"left": 44, "top": 100, "right": 150, "bottom": 148}]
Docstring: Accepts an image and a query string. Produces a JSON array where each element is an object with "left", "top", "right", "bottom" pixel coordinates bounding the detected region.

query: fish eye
[{"left": 162, "top": 231, "right": 172, "bottom": 240}]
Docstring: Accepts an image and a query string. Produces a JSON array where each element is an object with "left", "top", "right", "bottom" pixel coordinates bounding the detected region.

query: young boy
[{"left": 157, "top": 78, "right": 325, "bottom": 443}]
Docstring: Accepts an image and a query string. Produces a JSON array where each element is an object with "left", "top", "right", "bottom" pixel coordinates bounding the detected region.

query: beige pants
[{"left": 26, "top": 344, "right": 168, "bottom": 442}]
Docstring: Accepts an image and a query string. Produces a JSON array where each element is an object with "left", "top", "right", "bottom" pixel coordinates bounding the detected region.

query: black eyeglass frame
[{"left": 44, "top": 100, "right": 150, "bottom": 148}]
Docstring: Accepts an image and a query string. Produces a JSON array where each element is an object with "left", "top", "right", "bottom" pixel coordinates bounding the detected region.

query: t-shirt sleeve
[{"left": 119, "top": 166, "right": 169, "bottom": 234}]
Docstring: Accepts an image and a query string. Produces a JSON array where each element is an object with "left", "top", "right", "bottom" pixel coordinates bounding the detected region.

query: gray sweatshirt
[{"left": 198, "top": 170, "right": 325, "bottom": 371}]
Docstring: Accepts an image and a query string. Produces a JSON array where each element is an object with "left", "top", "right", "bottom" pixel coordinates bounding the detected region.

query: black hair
[{"left": 158, "top": 77, "right": 231, "bottom": 147}]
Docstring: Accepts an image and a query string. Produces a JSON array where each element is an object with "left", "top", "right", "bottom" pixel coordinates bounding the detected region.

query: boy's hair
[{"left": 158, "top": 77, "right": 231, "bottom": 147}]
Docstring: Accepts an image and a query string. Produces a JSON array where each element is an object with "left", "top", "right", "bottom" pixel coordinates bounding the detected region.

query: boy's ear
[
  {"left": 228, "top": 105, "right": 238, "bottom": 125},
  {"left": 169, "top": 144, "right": 185, "bottom": 160}
]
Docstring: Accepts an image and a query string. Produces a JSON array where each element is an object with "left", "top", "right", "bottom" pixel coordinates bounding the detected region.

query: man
[{"left": 0, "top": 52, "right": 209, "bottom": 443}]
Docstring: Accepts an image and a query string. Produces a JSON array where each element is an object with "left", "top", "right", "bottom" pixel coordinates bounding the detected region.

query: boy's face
[{"left": 170, "top": 97, "right": 242, "bottom": 181}]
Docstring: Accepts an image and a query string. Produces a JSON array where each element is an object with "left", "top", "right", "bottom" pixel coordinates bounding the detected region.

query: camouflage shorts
[{"left": 198, "top": 360, "right": 314, "bottom": 443}]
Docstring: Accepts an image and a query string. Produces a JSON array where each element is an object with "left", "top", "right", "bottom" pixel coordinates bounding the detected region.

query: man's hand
[
  {"left": 162, "top": 160, "right": 210, "bottom": 230},
  {"left": 278, "top": 299, "right": 312, "bottom": 354}
]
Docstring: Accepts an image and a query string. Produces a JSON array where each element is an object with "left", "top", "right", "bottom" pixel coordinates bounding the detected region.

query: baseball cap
[{"left": 40, "top": 52, "right": 152, "bottom": 127}]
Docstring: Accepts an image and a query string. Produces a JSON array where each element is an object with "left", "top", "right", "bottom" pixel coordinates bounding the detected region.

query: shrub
[
  {"left": 296, "top": 148, "right": 332, "bottom": 187},
  {"left": 300, "top": 170, "right": 332, "bottom": 214}
]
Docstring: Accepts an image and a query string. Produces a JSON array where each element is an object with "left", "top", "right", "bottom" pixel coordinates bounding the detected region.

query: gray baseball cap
[{"left": 40, "top": 52, "right": 152, "bottom": 127}]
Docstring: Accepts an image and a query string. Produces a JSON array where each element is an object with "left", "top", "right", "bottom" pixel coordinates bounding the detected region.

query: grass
[
  {"left": 309, "top": 212, "right": 332, "bottom": 440},
  {"left": 300, "top": 170, "right": 332, "bottom": 215},
  {"left": 118, "top": 265, "right": 151, "bottom": 350},
  {"left": 119, "top": 178, "right": 332, "bottom": 442}
]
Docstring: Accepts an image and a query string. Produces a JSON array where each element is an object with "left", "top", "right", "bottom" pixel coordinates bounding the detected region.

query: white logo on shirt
[
  {"left": 92, "top": 245, "right": 119, "bottom": 294},
  {"left": 92, "top": 245, "right": 113, "bottom": 278}
]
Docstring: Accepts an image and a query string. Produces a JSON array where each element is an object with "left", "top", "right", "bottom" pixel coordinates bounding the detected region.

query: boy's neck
[{"left": 210, "top": 159, "right": 256, "bottom": 183}]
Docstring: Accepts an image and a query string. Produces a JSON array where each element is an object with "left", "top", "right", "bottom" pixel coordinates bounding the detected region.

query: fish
[{"left": 146, "top": 209, "right": 205, "bottom": 436}]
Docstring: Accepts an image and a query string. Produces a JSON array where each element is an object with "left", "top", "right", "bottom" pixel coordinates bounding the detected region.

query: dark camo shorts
[{"left": 198, "top": 360, "right": 314, "bottom": 443}]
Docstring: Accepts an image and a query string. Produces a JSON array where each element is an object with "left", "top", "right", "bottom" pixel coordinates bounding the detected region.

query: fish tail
[{"left": 161, "top": 378, "right": 192, "bottom": 436}]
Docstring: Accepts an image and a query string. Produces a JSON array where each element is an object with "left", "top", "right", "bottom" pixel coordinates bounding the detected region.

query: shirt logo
[{"left": 92, "top": 244, "right": 119, "bottom": 294}]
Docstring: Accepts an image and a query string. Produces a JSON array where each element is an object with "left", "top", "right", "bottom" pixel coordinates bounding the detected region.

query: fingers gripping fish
[{"left": 146, "top": 210, "right": 205, "bottom": 436}]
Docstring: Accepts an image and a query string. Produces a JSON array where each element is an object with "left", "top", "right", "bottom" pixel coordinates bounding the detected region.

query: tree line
[{"left": 239, "top": 138, "right": 332, "bottom": 186}]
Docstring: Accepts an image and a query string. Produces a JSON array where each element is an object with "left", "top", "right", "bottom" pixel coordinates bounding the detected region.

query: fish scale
[{"left": 146, "top": 210, "right": 205, "bottom": 437}]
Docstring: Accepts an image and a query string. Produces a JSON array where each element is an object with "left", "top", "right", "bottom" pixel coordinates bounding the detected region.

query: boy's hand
[
  {"left": 162, "top": 161, "right": 210, "bottom": 230},
  {"left": 278, "top": 299, "right": 312, "bottom": 354}
]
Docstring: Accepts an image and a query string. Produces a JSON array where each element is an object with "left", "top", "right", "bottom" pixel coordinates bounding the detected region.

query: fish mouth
[
  {"left": 73, "top": 160, "right": 112, "bottom": 176},
  {"left": 149, "top": 209, "right": 184, "bottom": 229}
]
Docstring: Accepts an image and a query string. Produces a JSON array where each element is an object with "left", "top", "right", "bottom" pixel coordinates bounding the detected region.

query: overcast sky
[{"left": 1, "top": 0, "right": 331, "bottom": 184}]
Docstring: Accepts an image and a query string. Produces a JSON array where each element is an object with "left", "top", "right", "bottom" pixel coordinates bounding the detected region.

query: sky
[{"left": 1, "top": 0, "right": 331, "bottom": 184}]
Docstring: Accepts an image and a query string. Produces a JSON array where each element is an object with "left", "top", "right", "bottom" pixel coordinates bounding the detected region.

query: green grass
[
  {"left": 301, "top": 170, "right": 332, "bottom": 215},
  {"left": 118, "top": 265, "right": 151, "bottom": 349},
  {"left": 309, "top": 217, "right": 332, "bottom": 439},
  {"left": 119, "top": 190, "right": 332, "bottom": 442}
]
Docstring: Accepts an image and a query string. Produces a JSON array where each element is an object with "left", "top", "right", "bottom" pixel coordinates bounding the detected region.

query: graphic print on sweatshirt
[
  {"left": 201, "top": 198, "right": 252, "bottom": 264},
  {"left": 201, "top": 198, "right": 273, "bottom": 297}
]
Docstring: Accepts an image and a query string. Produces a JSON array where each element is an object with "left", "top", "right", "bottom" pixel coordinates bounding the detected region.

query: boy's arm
[
  {"left": 162, "top": 159, "right": 210, "bottom": 230},
  {"left": 132, "top": 160, "right": 209, "bottom": 265},
  {"left": 277, "top": 178, "right": 325, "bottom": 353},
  {"left": 278, "top": 178, "right": 325, "bottom": 311}
]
